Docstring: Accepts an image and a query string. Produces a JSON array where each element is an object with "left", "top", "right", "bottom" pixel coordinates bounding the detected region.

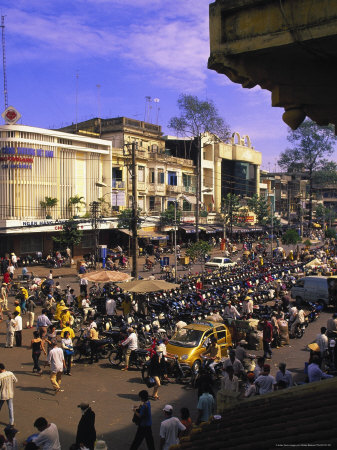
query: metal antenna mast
[{"left": 1, "top": 16, "right": 8, "bottom": 109}]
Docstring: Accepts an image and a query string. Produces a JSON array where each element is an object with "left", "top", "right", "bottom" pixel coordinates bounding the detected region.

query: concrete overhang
[{"left": 209, "top": 0, "right": 337, "bottom": 131}]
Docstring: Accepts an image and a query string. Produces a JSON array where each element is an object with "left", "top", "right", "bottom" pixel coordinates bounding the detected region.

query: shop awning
[
  {"left": 119, "top": 229, "right": 168, "bottom": 240},
  {"left": 179, "top": 225, "right": 196, "bottom": 233},
  {"left": 181, "top": 194, "right": 197, "bottom": 205},
  {"left": 202, "top": 226, "right": 216, "bottom": 234},
  {"left": 211, "top": 226, "right": 224, "bottom": 232}
]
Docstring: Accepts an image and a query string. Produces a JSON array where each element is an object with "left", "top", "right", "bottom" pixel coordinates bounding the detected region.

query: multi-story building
[
  {"left": 165, "top": 131, "right": 262, "bottom": 214},
  {"left": 59, "top": 118, "right": 196, "bottom": 214},
  {"left": 0, "top": 124, "right": 113, "bottom": 254}
]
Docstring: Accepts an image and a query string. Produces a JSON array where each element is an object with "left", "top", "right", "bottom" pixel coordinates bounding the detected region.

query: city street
[{"left": 0, "top": 264, "right": 330, "bottom": 448}]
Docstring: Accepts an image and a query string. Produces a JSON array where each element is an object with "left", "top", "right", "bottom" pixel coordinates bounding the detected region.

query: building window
[
  {"left": 81, "top": 233, "right": 95, "bottom": 249},
  {"left": 183, "top": 200, "right": 192, "bottom": 211},
  {"left": 168, "top": 171, "right": 177, "bottom": 186},
  {"left": 112, "top": 168, "right": 122, "bottom": 181},
  {"left": 138, "top": 166, "right": 145, "bottom": 182},
  {"left": 158, "top": 170, "right": 164, "bottom": 184},
  {"left": 149, "top": 196, "right": 155, "bottom": 210},
  {"left": 20, "top": 235, "right": 43, "bottom": 253},
  {"left": 149, "top": 169, "right": 155, "bottom": 183},
  {"left": 7, "top": 131, "right": 15, "bottom": 138}
]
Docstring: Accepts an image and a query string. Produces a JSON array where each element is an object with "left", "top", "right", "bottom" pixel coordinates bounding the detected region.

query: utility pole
[
  {"left": 195, "top": 134, "right": 201, "bottom": 242},
  {"left": 90, "top": 201, "right": 100, "bottom": 269},
  {"left": 124, "top": 142, "right": 138, "bottom": 278}
]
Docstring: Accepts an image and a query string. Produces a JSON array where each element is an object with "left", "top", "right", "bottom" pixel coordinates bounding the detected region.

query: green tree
[
  {"left": 247, "top": 194, "right": 270, "bottom": 225},
  {"left": 98, "top": 196, "right": 111, "bottom": 217},
  {"left": 278, "top": 119, "right": 337, "bottom": 228},
  {"left": 222, "top": 193, "right": 241, "bottom": 235},
  {"left": 117, "top": 208, "right": 142, "bottom": 229},
  {"left": 281, "top": 229, "right": 302, "bottom": 245},
  {"left": 315, "top": 204, "right": 336, "bottom": 227},
  {"left": 168, "top": 94, "right": 231, "bottom": 240},
  {"left": 325, "top": 228, "right": 337, "bottom": 239},
  {"left": 68, "top": 195, "right": 86, "bottom": 217},
  {"left": 160, "top": 204, "right": 182, "bottom": 226},
  {"left": 186, "top": 241, "right": 212, "bottom": 275},
  {"left": 52, "top": 219, "right": 82, "bottom": 251},
  {"left": 40, "top": 196, "right": 58, "bottom": 218}
]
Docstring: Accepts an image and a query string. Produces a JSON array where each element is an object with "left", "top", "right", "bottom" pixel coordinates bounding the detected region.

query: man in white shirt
[
  {"left": 275, "top": 362, "right": 293, "bottom": 389},
  {"left": 224, "top": 301, "right": 240, "bottom": 319},
  {"left": 160, "top": 405, "right": 185, "bottom": 450},
  {"left": 13, "top": 312, "right": 22, "bottom": 347},
  {"left": 0, "top": 364, "right": 17, "bottom": 426},
  {"left": 106, "top": 297, "right": 116, "bottom": 317},
  {"left": 315, "top": 327, "right": 329, "bottom": 358},
  {"left": 48, "top": 342, "right": 65, "bottom": 394},
  {"left": 33, "top": 417, "right": 61, "bottom": 450},
  {"left": 121, "top": 327, "right": 138, "bottom": 371},
  {"left": 255, "top": 364, "right": 277, "bottom": 395}
]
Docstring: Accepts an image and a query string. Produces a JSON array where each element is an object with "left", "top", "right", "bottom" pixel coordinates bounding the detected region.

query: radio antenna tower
[{"left": 1, "top": 16, "right": 8, "bottom": 109}]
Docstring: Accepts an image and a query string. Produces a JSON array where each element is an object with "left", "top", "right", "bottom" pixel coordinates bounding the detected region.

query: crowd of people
[{"left": 0, "top": 235, "right": 336, "bottom": 448}]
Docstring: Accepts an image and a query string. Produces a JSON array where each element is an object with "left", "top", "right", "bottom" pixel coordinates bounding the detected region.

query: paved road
[{"left": 0, "top": 281, "right": 330, "bottom": 449}]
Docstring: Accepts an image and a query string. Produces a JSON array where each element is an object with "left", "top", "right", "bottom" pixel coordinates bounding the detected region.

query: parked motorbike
[{"left": 108, "top": 345, "right": 150, "bottom": 369}]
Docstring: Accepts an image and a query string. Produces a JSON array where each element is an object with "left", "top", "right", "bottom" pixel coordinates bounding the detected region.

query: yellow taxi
[{"left": 166, "top": 320, "right": 232, "bottom": 372}]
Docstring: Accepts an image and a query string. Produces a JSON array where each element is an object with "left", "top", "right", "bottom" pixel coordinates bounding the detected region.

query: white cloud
[{"left": 6, "top": 1, "right": 211, "bottom": 91}]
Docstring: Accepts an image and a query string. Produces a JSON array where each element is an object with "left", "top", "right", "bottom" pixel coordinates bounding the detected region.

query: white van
[{"left": 291, "top": 276, "right": 337, "bottom": 306}]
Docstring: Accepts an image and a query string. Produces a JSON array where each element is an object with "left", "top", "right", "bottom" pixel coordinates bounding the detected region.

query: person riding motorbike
[
  {"left": 121, "top": 327, "right": 138, "bottom": 371},
  {"left": 201, "top": 336, "right": 221, "bottom": 374}
]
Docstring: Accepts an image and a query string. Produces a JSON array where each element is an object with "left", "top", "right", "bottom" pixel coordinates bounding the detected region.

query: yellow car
[{"left": 166, "top": 320, "right": 232, "bottom": 372}]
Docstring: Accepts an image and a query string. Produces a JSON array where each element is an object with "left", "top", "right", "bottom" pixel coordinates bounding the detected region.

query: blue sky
[{"left": 1, "top": 0, "right": 294, "bottom": 169}]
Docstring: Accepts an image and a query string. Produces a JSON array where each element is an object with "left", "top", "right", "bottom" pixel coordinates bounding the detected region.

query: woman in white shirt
[{"left": 61, "top": 331, "right": 73, "bottom": 375}]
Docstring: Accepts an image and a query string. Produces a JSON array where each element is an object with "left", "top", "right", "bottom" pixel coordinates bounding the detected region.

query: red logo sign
[{"left": 5, "top": 109, "right": 17, "bottom": 121}]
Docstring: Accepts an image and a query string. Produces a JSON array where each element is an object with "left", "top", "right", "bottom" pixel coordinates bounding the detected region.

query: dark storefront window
[
  {"left": 20, "top": 234, "right": 43, "bottom": 253},
  {"left": 221, "top": 160, "right": 256, "bottom": 198}
]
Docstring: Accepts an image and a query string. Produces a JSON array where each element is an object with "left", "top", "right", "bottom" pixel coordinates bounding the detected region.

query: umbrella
[
  {"left": 305, "top": 258, "right": 322, "bottom": 267},
  {"left": 117, "top": 279, "right": 180, "bottom": 293},
  {"left": 79, "top": 270, "right": 132, "bottom": 282}
]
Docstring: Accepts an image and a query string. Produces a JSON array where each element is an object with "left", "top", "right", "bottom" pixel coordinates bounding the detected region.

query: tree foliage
[
  {"left": 160, "top": 204, "right": 182, "bottom": 226},
  {"left": 278, "top": 119, "right": 337, "bottom": 226},
  {"left": 40, "top": 197, "right": 58, "bottom": 218},
  {"left": 168, "top": 94, "right": 231, "bottom": 142},
  {"left": 222, "top": 193, "right": 241, "bottom": 226},
  {"left": 247, "top": 194, "right": 270, "bottom": 225},
  {"left": 68, "top": 195, "right": 86, "bottom": 217},
  {"left": 315, "top": 204, "right": 336, "bottom": 226},
  {"left": 52, "top": 219, "right": 82, "bottom": 249},
  {"left": 281, "top": 229, "right": 301, "bottom": 245},
  {"left": 325, "top": 228, "right": 337, "bottom": 239},
  {"left": 186, "top": 241, "right": 212, "bottom": 264},
  {"left": 117, "top": 208, "right": 142, "bottom": 230}
]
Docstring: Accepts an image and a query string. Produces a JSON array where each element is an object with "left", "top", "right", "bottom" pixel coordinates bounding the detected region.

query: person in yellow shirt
[
  {"left": 54, "top": 300, "right": 65, "bottom": 321},
  {"left": 14, "top": 300, "right": 21, "bottom": 316},
  {"left": 60, "top": 308, "right": 71, "bottom": 328},
  {"left": 60, "top": 322, "right": 75, "bottom": 340},
  {"left": 121, "top": 296, "right": 132, "bottom": 318},
  {"left": 20, "top": 287, "right": 29, "bottom": 300}
]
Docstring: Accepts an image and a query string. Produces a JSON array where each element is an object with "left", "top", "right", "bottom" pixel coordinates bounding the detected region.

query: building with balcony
[
  {"left": 165, "top": 131, "right": 262, "bottom": 214},
  {"left": 59, "top": 118, "right": 196, "bottom": 215}
]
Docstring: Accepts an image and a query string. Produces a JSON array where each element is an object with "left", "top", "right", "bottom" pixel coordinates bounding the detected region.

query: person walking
[
  {"left": 13, "top": 312, "right": 22, "bottom": 347},
  {"left": 76, "top": 403, "right": 96, "bottom": 450},
  {"left": 130, "top": 390, "right": 155, "bottom": 450},
  {"left": 36, "top": 309, "right": 52, "bottom": 338},
  {"left": 160, "top": 405, "right": 185, "bottom": 450},
  {"left": 61, "top": 330, "right": 74, "bottom": 375},
  {"left": 0, "top": 363, "right": 17, "bottom": 426},
  {"left": 1, "top": 283, "right": 8, "bottom": 311},
  {"left": 121, "top": 327, "right": 138, "bottom": 371},
  {"left": 26, "top": 297, "right": 37, "bottom": 329},
  {"left": 196, "top": 385, "right": 215, "bottom": 424},
  {"left": 262, "top": 318, "right": 273, "bottom": 359},
  {"left": 148, "top": 350, "right": 163, "bottom": 400},
  {"left": 5, "top": 314, "right": 16, "bottom": 348},
  {"left": 48, "top": 341, "right": 66, "bottom": 394},
  {"left": 31, "top": 331, "right": 46, "bottom": 375}
]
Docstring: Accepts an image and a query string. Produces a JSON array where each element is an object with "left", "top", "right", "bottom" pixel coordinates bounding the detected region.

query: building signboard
[
  {"left": 0, "top": 146, "right": 54, "bottom": 169},
  {"left": 1, "top": 106, "right": 21, "bottom": 125}
]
